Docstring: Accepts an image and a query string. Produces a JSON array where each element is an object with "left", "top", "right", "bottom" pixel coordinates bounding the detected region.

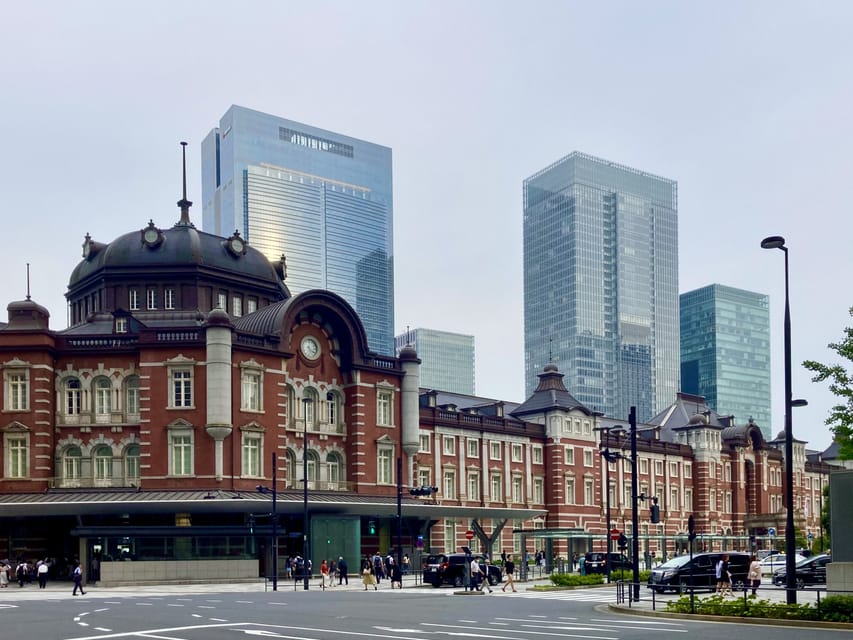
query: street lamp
[
  {"left": 302, "top": 397, "right": 312, "bottom": 591},
  {"left": 629, "top": 406, "right": 640, "bottom": 602},
  {"left": 760, "top": 234, "right": 798, "bottom": 605},
  {"left": 594, "top": 424, "right": 619, "bottom": 583},
  {"left": 255, "top": 451, "right": 278, "bottom": 591}
]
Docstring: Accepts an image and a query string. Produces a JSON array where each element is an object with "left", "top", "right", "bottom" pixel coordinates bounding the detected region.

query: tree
[
  {"left": 820, "top": 484, "right": 831, "bottom": 551},
  {"left": 803, "top": 306, "right": 853, "bottom": 460}
]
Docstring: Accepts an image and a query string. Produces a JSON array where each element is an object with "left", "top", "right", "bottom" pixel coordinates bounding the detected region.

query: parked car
[
  {"left": 758, "top": 553, "right": 806, "bottom": 576},
  {"left": 424, "top": 553, "right": 502, "bottom": 588},
  {"left": 647, "top": 552, "right": 750, "bottom": 593},
  {"left": 584, "top": 552, "right": 632, "bottom": 574},
  {"left": 772, "top": 554, "right": 832, "bottom": 588}
]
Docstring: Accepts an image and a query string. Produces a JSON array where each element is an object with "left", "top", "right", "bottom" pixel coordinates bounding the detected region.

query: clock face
[
  {"left": 144, "top": 228, "right": 159, "bottom": 244},
  {"left": 301, "top": 336, "right": 320, "bottom": 359},
  {"left": 231, "top": 238, "right": 244, "bottom": 253}
]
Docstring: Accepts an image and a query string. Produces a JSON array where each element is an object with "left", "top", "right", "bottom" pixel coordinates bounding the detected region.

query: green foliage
[
  {"left": 821, "top": 484, "right": 832, "bottom": 549},
  {"left": 803, "top": 306, "right": 853, "bottom": 459},
  {"left": 818, "top": 595, "right": 853, "bottom": 623},
  {"left": 549, "top": 573, "right": 604, "bottom": 587},
  {"left": 610, "top": 568, "right": 651, "bottom": 582},
  {"left": 664, "top": 593, "right": 851, "bottom": 622}
]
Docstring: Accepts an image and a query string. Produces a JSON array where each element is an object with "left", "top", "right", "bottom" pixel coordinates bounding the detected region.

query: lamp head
[
  {"left": 792, "top": 398, "right": 808, "bottom": 408},
  {"left": 760, "top": 235, "right": 786, "bottom": 250}
]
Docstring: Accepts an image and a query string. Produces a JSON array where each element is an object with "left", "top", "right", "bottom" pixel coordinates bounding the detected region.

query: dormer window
[{"left": 115, "top": 317, "right": 128, "bottom": 334}]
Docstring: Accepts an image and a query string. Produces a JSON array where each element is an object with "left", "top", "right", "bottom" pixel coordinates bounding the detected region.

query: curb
[{"left": 607, "top": 603, "right": 853, "bottom": 630}]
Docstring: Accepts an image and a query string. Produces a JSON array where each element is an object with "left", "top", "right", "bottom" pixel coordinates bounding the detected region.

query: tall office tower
[
  {"left": 395, "top": 328, "right": 475, "bottom": 395},
  {"left": 523, "top": 152, "right": 679, "bottom": 421},
  {"left": 680, "top": 284, "right": 772, "bottom": 438},
  {"left": 201, "top": 105, "right": 395, "bottom": 354}
]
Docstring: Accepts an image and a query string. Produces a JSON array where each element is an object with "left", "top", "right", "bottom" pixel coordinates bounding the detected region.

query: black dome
[{"left": 69, "top": 223, "right": 285, "bottom": 294}]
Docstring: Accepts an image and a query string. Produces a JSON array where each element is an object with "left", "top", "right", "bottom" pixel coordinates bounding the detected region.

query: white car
[{"left": 758, "top": 553, "right": 806, "bottom": 576}]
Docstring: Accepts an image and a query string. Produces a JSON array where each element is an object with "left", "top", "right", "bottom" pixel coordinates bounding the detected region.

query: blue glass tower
[
  {"left": 680, "top": 284, "right": 772, "bottom": 438},
  {"left": 523, "top": 152, "right": 679, "bottom": 421},
  {"left": 395, "top": 328, "right": 475, "bottom": 395},
  {"left": 201, "top": 105, "right": 394, "bottom": 354}
]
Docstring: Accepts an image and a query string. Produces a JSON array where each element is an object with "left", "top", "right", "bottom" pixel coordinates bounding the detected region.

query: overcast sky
[{"left": 2, "top": 1, "right": 851, "bottom": 452}]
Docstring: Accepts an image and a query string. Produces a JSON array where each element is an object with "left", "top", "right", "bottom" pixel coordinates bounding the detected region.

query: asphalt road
[{"left": 0, "top": 585, "right": 848, "bottom": 640}]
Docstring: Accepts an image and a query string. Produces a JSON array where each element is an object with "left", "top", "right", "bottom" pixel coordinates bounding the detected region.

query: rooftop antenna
[
  {"left": 177, "top": 141, "right": 193, "bottom": 225},
  {"left": 26, "top": 263, "right": 31, "bottom": 301}
]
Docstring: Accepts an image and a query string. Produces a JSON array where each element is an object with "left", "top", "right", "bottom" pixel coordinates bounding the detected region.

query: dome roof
[{"left": 69, "top": 222, "right": 286, "bottom": 295}]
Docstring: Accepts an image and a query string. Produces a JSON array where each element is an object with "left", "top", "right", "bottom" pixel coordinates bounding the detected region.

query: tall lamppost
[
  {"left": 760, "top": 235, "right": 797, "bottom": 604},
  {"left": 629, "top": 406, "right": 640, "bottom": 602},
  {"left": 256, "top": 452, "right": 278, "bottom": 591},
  {"left": 595, "top": 424, "right": 618, "bottom": 583},
  {"left": 301, "top": 397, "right": 312, "bottom": 591}
]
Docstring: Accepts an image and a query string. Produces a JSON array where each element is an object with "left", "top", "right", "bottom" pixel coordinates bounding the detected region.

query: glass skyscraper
[
  {"left": 523, "top": 152, "right": 679, "bottom": 421},
  {"left": 395, "top": 328, "right": 475, "bottom": 395},
  {"left": 201, "top": 105, "right": 394, "bottom": 354},
  {"left": 680, "top": 284, "right": 772, "bottom": 437}
]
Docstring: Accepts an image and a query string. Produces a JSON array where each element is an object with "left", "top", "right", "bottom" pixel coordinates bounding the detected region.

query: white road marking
[
  {"left": 95, "top": 628, "right": 112, "bottom": 632},
  {"left": 422, "top": 622, "right": 616, "bottom": 640}
]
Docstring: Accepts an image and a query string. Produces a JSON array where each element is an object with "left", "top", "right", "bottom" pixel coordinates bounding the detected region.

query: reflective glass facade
[
  {"left": 680, "top": 284, "right": 772, "bottom": 437},
  {"left": 202, "top": 106, "right": 394, "bottom": 354},
  {"left": 523, "top": 152, "right": 679, "bottom": 421},
  {"left": 395, "top": 328, "right": 475, "bottom": 395}
]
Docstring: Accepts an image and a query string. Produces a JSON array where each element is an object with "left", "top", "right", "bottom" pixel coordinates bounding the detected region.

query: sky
[{"left": 2, "top": 1, "right": 852, "bottom": 452}]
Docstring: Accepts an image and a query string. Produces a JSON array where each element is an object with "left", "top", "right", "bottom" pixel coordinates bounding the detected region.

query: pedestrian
[
  {"left": 328, "top": 558, "right": 337, "bottom": 588},
  {"left": 16, "top": 561, "right": 26, "bottom": 587},
  {"left": 480, "top": 558, "right": 494, "bottom": 593},
  {"left": 362, "top": 560, "right": 377, "bottom": 590},
  {"left": 716, "top": 554, "right": 732, "bottom": 596},
  {"left": 72, "top": 561, "right": 85, "bottom": 596},
  {"left": 501, "top": 553, "right": 517, "bottom": 592},
  {"left": 0, "top": 562, "right": 8, "bottom": 588},
  {"left": 373, "top": 552, "right": 384, "bottom": 583},
  {"left": 470, "top": 556, "right": 482, "bottom": 592},
  {"left": 338, "top": 556, "right": 348, "bottom": 585},
  {"left": 391, "top": 560, "right": 403, "bottom": 589},
  {"left": 320, "top": 559, "right": 329, "bottom": 589},
  {"left": 748, "top": 554, "right": 761, "bottom": 596},
  {"left": 37, "top": 558, "right": 49, "bottom": 589},
  {"left": 402, "top": 553, "right": 410, "bottom": 575},
  {"left": 579, "top": 554, "right": 586, "bottom": 576}
]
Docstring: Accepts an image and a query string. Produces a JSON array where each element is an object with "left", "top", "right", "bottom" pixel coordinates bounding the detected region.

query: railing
[
  {"left": 48, "top": 477, "right": 140, "bottom": 490},
  {"left": 283, "top": 480, "right": 355, "bottom": 492}
]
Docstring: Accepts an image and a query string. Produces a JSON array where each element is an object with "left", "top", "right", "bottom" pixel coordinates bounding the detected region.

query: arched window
[
  {"left": 63, "top": 446, "right": 82, "bottom": 484},
  {"left": 125, "top": 376, "right": 140, "bottom": 419},
  {"left": 94, "top": 377, "right": 112, "bottom": 420},
  {"left": 124, "top": 444, "right": 140, "bottom": 485},
  {"left": 93, "top": 445, "right": 113, "bottom": 484},
  {"left": 285, "top": 448, "right": 297, "bottom": 489},
  {"left": 303, "top": 389, "right": 319, "bottom": 429},
  {"left": 65, "top": 379, "right": 81, "bottom": 416},
  {"left": 326, "top": 391, "right": 341, "bottom": 431},
  {"left": 306, "top": 450, "right": 320, "bottom": 487},
  {"left": 327, "top": 451, "right": 343, "bottom": 489},
  {"left": 286, "top": 385, "right": 296, "bottom": 426}
]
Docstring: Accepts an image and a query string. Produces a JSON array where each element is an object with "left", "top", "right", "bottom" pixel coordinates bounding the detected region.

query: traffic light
[
  {"left": 248, "top": 514, "right": 255, "bottom": 535},
  {"left": 618, "top": 533, "right": 628, "bottom": 550},
  {"left": 368, "top": 519, "right": 376, "bottom": 535},
  {"left": 409, "top": 486, "right": 439, "bottom": 496},
  {"left": 650, "top": 497, "right": 660, "bottom": 524}
]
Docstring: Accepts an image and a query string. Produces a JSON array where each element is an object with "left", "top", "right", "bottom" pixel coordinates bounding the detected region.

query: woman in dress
[{"left": 748, "top": 555, "right": 762, "bottom": 596}]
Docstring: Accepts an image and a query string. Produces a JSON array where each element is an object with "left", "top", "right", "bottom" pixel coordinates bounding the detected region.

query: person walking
[
  {"left": 37, "top": 558, "right": 49, "bottom": 589},
  {"left": 501, "top": 554, "right": 517, "bottom": 592},
  {"left": 72, "top": 561, "right": 85, "bottom": 596},
  {"left": 320, "top": 559, "right": 329, "bottom": 589},
  {"left": 470, "top": 556, "right": 482, "bottom": 592},
  {"left": 338, "top": 556, "right": 348, "bottom": 585},
  {"left": 0, "top": 562, "right": 9, "bottom": 588},
  {"left": 748, "top": 554, "right": 762, "bottom": 596},
  {"left": 480, "top": 558, "right": 494, "bottom": 593},
  {"left": 362, "top": 560, "right": 377, "bottom": 590}
]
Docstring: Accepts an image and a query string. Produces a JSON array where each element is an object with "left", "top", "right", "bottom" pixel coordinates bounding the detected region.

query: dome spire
[{"left": 177, "top": 141, "right": 193, "bottom": 226}]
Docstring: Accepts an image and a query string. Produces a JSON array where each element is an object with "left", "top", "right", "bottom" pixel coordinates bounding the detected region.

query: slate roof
[{"left": 511, "top": 362, "right": 593, "bottom": 418}]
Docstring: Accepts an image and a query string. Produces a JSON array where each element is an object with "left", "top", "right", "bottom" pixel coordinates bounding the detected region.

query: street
[{"left": 0, "top": 582, "right": 847, "bottom": 640}]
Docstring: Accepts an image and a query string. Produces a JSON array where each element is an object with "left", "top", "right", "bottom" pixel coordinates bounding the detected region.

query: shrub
[
  {"left": 664, "top": 594, "right": 825, "bottom": 621},
  {"left": 611, "top": 569, "right": 651, "bottom": 583},
  {"left": 549, "top": 573, "right": 604, "bottom": 587},
  {"left": 818, "top": 595, "right": 853, "bottom": 623}
]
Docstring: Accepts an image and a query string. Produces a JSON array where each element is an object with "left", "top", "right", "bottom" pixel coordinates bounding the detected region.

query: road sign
[
  {"left": 416, "top": 535, "right": 424, "bottom": 549},
  {"left": 610, "top": 529, "right": 620, "bottom": 541},
  {"left": 465, "top": 530, "right": 475, "bottom": 540},
  {"left": 807, "top": 532, "right": 814, "bottom": 542},
  {"left": 768, "top": 527, "right": 776, "bottom": 537}
]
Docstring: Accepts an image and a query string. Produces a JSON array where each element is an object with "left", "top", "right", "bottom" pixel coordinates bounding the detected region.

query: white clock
[{"left": 301, "top": 336, "right": 320, "bottom": 359}]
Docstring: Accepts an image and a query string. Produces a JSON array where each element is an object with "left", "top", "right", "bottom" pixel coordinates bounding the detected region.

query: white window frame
[
  {"left": 418, "top": 434, "right": 431, "bottom": 453},
  {"left": 532, "top": 445, "right": 543, "bottom": 464},
  {"left": 146, "top": 288, "right": 157, "bottom": 310},
  {"left": 511, "top": 443, "right": 523, "bottom": 462},
  {"left": 565, "top": 476, "right": 575, "bottom": 505},
  {"left": 442, "top": 468, "right": 456, "bottom": 499},
  {"left": 217, "top": 292, "right": 227, "bottom": 310},
  {"left": 125, "top": 377, "right": 140, "bottom": 418},
  {"left": 65, "top": 378, "right": 82, "bottom": 416},
  {"left": 63, "top": 446, "right": 82, "bottom": 482},
  {"left": 669, "top": 461, "right": 678, "bottom": 477},
  {"left": 168, "top": 428, "right": 194, "bottom": 476},
  {"left": 467, "top": 470, "right": 480, "bottom": 498},
  {"left": 5, "top": 370, "right": 29, "bottom": 411},
  {"left": 466, "top": 438, "right": 478, "bottom": 458},
  {"left": 241, "top": 429, "right": 263, "bottom": 477},
  {"left": 93, "top": 444, "right": 113, "bottom": 484},
  {"left": 5, "top": 433, "right": 28, "bottom": 478},
  {"left": 442, "top": 435, "right": 456, "bottom": 456},
  {"left": 115, "top": 317, "right": 128, "bottom": 333},
  {"left": 232, "top": 295, "right": 242, "bottom": 317},
  {"left": 129, "top": 289, "right": 139, "bottom": 311},
  {"left": 684, "top": 462, "right": 692, "bottom": 478},
  {"left": 583, "top": 449, "right": 594, "bottom": 467},
  {"left": 512, "top": 475, "right": 523, "bottom": 502},
  {"left": 533, "top": 477, "right": 544, "bottom": 504},
  {"left": 584, "top": 478, "right": 595, "bottom": 505},
  {"left": 124, "top": 444, "right": 140, "bottom": 484},
  {"left": 377, "top": 446, "right": 393, "bottom": 485},
  {"left": 418, "top": 467, "right": 431, "bottom": 487},
  {"left": 247, "top": 297, "right": 258, "bottom": 314},
  {"left": 377, "top": 388, "right": 394, "bottom": 426},
  {"left": 564, "top": 446, "right": 574, "bottom": 465},
  {"left": 169, "top": 367, "right": 194, "bottom": 409},
  {"left": 164, "top": 288, "right": 175, "bottom": 310},
  {"left": 490, "top": 473, "right": 502, "bottom": 501},
  {"left": 640, "top": 458, "right": 648, "bottom": 474},
  {"left": 241, "top": 368, "right": 262, "bottom": 412},
  {"left": 489, "top": 441, "right": 501, "bottom": 461},
  {"left": 94, "top": 377, "right": 112, "bottom": 418}
]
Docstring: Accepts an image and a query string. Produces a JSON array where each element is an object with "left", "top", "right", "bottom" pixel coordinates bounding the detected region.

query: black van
[{"left": 648, "top": 552, "right": 750, "bottom": 593}]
